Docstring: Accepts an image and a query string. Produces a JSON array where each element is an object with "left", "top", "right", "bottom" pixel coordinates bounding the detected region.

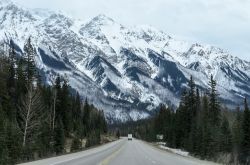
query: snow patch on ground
[{"left": 157, "top": 142, "right": 189, "bottom": 157}]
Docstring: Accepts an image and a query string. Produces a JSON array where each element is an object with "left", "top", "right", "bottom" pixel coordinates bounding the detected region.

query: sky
[{"left": 13, "top": 0, "right": 250, "bottom": 60}]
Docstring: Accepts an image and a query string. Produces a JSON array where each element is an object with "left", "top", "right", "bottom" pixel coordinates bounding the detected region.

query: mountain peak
[
  {"left": 90, "top": 14, "right": 116, "bottom": 26},
  {"left": 0, "top": 0, "right": 249, "bottom": 122}
]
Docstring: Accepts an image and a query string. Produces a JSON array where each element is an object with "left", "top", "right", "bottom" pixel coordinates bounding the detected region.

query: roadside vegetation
[
  {"left": 115, "top": 76, "right": 250, "bottom": 165},
  {"left": 0, "top": 39, "right": 109, "bottom": 164}
]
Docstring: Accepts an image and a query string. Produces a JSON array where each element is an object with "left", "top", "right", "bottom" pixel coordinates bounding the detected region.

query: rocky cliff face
[{"left": 1, "top": 0, "right": 249, "bottom": 122}]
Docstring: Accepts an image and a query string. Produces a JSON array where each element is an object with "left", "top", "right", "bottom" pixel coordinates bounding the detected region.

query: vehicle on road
[{"left": 128, "top": 134, "right": 133, "bottom": 141}]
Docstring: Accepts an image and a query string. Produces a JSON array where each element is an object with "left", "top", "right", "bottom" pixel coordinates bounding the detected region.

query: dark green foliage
[
  {"left": 16, "top": 59, "right": 27, "bottom": 95},
  {"left": 23, "top": 37, "right": 36, "bottom": 85},
  {"left": 220, "top": 116, "right": 232, "bottom": 153},
  {"left": 71, "top": 137, "right": 82, "bottom": 152},
  {"left": 83, "top": 99, "right": 90, "bottom": 135},
  {"left": 232, "top": 106, "right": 243, "bottom": 163},
  {"left": 116, "top": 130, "right": 120, "bottom": 139},
  {"left": 54, "top": 118, "right": 65, "bottom": 154},
  {"left": 0, "top": 104, "right": 8, "bottom": 164},
  {"left": 85, "top": 130, "right": 101, "bottom": 148},
  {"left": 6, "top": 122, "right": 21, "bottom": 164},
  {"left": 115, "top": 76, "right": 250, "bottom": 164},
  {"left": 241, "top": 98, "right": 250, "bottom": 163},
  {"left": 155, "top": 105, "right": 175, "bottom": 147},
  {"left": 60, "top": 79, "right": 72, "bottom": 134},
  {"left": 0, "top": 41, "right": 108, "bottom": 164},
  {"left": 72, "top": 92, "right": 82, "bottom": 133},
  {"left": 208, "top": 75, "right": 221, "bottom": 126}
]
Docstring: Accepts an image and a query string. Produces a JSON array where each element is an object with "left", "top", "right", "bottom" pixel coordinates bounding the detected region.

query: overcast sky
[{"left": 13, "top": 0, "right": 250, "bottom": 60}]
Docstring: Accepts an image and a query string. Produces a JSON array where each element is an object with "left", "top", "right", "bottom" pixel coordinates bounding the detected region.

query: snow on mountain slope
[{"left": 0, "top": 0, "right": 249, "bottom": 122}]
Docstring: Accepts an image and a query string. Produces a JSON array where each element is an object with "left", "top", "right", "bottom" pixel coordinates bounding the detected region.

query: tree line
[
  {"left": 0, "top": 39, "right": 107, "bottom": 164},
  {"left": 116, "top": 76, "right": 250, "bottom": 164}
]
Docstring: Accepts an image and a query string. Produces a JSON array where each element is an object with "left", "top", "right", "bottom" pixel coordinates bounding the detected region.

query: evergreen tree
[
  {"left": 52, "top": 76, "right": 61, "bottom": 131},
  {"left": 241, "top": 98, "right": 250, "bottom": 163},
  {"left": 72, "top": 92, "right": 81, "bottom": 133},
  {"left": 71, "top": 137, "right": 81, "bottom": 152},
  {"left": 85, "top": 130, "right": 101, "bottom": 148},
  {"left": 208, "top": 75, "right": 220, "bottom": 125},
  {"left": 220, "top": 116, "right": 232, "bottom": 153},
  {"left": 0, "top": 104, "right": 8, "bottom": 164},
  {"left": 187, "top": 76, "right": 198, "bottom": 152},
  {"left": 175, "top": 89, "right": 188, "bottom": 148},
  {"left": 232, "top": 106, "right": 243, "bottom": 163},
  {"left": 7, "top": 43, "right": 17, "bottom": 99},
  {"left": 23, "top": 37, "right": 36, "bottom": 86},
  {"left": 6, "top": 122, "right": 21, "bottom": 164},
  {"left": 83, "top": 98, "right": 90, "bottom": 136},
  {"left": 200, "top": 95, "right": 213, "bottom": 158},
  {"left": 36, "top": 106, "right": 52, "bottom": 158},
  {"left": 0, "top": 51, "right": 109, "bottom": 163},
  {"left": 207, "top": 75, "right": 221, "bottom": 156},
  {"left": 188, "top": 76, "right": 197, "bottom": 119},
  {"left": 116, "top": 130, "right": 120, "bottom": 139},
  {"left": 54, "top": 118, "right": 65, "bottom": 154},
  {"left": 16, "top": 59, "right": 27, "bottom": 95},
  {"left": 100, "top": 110, "right": 108, "bottom": 134},
  {"left": 0, "top": 57, "right": 15, "bottom": 123},
  {"left": 60, "top": 79, "right": 72, "bottom": 134}
]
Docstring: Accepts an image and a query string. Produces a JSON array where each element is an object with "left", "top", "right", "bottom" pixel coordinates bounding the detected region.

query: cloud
[{"left": 13, "top": 0, "right": 250, "bottom": 60}]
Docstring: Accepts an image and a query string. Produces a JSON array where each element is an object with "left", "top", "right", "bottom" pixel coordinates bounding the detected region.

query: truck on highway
[{"left": 128, "top": 134, "right": 133, "bottom": 141}]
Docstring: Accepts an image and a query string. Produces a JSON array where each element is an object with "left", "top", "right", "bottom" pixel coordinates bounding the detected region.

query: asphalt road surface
[{"left": 20, "top": 138, "right": 218, "bottom": 165}]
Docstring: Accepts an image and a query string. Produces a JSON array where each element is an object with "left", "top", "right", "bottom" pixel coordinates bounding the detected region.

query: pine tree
[
  {"left": 54, "top": 118, "right": 65, "bottom": 154},
  {"left": 187, "top": 76, "right": 198, "bottom": 152},
  {"left": 100, "top": 110, "right": 107, "bottom": 133},
  {"left": 23, "top": 37, "right": 36, "bottom": 86},
  {"left": 0, "top": 103, "right": 8, "bottom": 164},
  {"left": 7, "top": 43, "right": 17, "bottom": 99},
  {"left": 72, "top": 92, "right": 82, "bottom": 133},
  {"left": 16, "top": 59, "right": 27, "bottom": 95},
  {"left": 83, "top": 98, "right": 90, "bottom": 136},
  {"left": 220, "top": 115, "right": 232, "bottom": 153},
  {"left": 0, "top": 49, "right": 110, "bottom": 162},
  {"left": 85, "top": 130, "right": 101, "bottom": 148},
  {"left": 6, "top": 121, "right": 21, "bottom": 164},
  {"left": 201, "top": 95, "right": 214, "bottom": 158},
  {"left": 154, "top": 104, "right": 167, "bottom": 135},
  {"left": 60, "top": 79, "right": 72, "bottom": 134},
  {"left": 71, "top": 137, "right": 81, "bottom": 152},
  {"left": 0, "top": 56, "right": 15, "bottom": 122},
  {"left": 208, "top": 75, "right": 220, "bottom": 125},
  {"left": 232, "top": 106, "right": 243, "bottom": 163},
  {"left": 188, "top": 76, "right": 197, "bottom": 119},
  {"left": 206, "top": 75, "right": 222, "bottom": 156},
  {"left": 52, "top": 75, "right": 62, "bottom": 131},
  {"left": 175, "top": 90, "right": 188, "bottom": 148},
  {"left": 116, "top": 130, "right": 120, "bottom": 139},
  {"left": 241, "top": 98, "right": 250, "bottom": 163}
]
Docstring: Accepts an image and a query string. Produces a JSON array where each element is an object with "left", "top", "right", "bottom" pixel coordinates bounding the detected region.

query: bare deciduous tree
[{"left": 18, "top": 86, "right": 44, "bottom": 147}]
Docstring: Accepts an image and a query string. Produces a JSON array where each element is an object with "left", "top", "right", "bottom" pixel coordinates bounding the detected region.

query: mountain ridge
[{"left": 0, "top": 0, "right": 249, "bottom": 123}]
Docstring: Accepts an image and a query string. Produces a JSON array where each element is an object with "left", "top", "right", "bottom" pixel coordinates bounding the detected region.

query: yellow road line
[{"left": 98, "top": 144, "right": 124, "bottom": 165}]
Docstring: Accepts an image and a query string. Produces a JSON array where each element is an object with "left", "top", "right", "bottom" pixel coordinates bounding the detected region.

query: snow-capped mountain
[{"left": 1, "top": 0, "right": 250, "bottom": 122}]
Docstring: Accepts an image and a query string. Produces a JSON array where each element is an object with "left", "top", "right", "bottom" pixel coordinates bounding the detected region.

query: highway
[{"left": 20, "top": 138, "right": 219, "bottom": 165}]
